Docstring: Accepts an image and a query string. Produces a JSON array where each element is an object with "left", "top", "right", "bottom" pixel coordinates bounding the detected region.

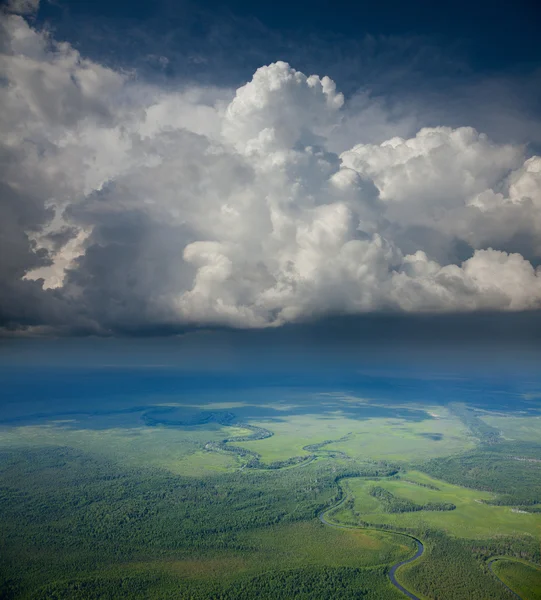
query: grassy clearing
[
  {"left": 0, "top": 404, "right": 474, "bottom": 476},
  {"left": 491, "top": 559, "right": 541, "bottom": 600},
  {"left": 334, "top": 471, "right": 541, "bottom": 539},
  {"left": 0, "top": 398, "right": 478, "bottom": 477},
  {"left": 0, "top": 396, "right": 477, "bottom": 473},
  {"left": 235, "top": 405, "right": 475, "bottom": 463},
  {"left": 479, "top": 413, "right": 541, "bottom": 443}
]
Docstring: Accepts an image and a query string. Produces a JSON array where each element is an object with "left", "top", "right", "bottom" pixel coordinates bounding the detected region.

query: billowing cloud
[{"left": 1, "top": 13, "right": 541, "bottom": 334}]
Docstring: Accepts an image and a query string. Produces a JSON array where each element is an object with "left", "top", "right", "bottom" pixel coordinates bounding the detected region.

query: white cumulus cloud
[{"left": 1, "top": 14, "right": 541, "bottom": 334}]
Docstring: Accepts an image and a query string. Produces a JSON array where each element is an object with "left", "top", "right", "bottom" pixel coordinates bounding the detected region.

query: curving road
[{"left": 318, "top": 482, "right": 424, "bottom": 600}]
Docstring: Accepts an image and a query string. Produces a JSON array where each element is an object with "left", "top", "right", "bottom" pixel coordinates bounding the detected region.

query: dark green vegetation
[
  {"left": 420, "top": 445, "right": 541, "bottom": 506},
  {"left": 399, "top": 532, "right": 538, "bottom": 600},
  {"left": 0, "top": 446, "right": 407, "bottom": 599},
  {"left": 368, "top": 486, "right": 456, "bottom": 513},
  {"left": 1, "top": 390, "right": 541, "bottom": 599},
  {"left": 6, "top": 567, "right": 402, "bottom": 600},
  {"left": 448, "top": 403, "right": 503, "bottom": 445}
]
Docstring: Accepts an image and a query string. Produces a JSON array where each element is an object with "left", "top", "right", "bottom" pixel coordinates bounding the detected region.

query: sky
[{"left": 1, "top": 0, "right": 541, "bottom": 340}]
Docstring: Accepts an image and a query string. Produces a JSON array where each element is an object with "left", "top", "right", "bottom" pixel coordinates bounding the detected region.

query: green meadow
[
  {"left": 479, "top": 411, "right": 541, "bottom": 443},
  {"left": 234, "top": 404, "right": 475, "bottom": 463},
  {"left": 491, "top": 559, "right": 541, "bottom": 600},
  {"left": 331, "top": 470, "right": 541, "bottom": 538}
]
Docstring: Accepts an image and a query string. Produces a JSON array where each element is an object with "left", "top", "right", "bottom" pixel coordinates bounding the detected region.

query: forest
[
  {"left": 368, "top": 486, "right": 456, "bottom": 513},
  {"left": 1, "top": 393, "right": 541, "bottom": 599}
]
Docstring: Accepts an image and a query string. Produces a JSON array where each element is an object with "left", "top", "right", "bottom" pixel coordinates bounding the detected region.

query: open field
[
  {"left": 235, "top": 404, "right": 476, "bottom": 463},
  {"left": 320, "top": 474, "right": 539, "bottom": 600},
  {"left": 332, "top": 471, "right": 541, "bottom": 538},
  {"left": 479, "top": 412, "right": 541, "bottom": 443},
  {"left": 491, "top": 559, "right": 541, "bottom": 600}
]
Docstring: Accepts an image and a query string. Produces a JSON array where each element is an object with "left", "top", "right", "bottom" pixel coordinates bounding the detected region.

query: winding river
[
  {"left": 387, "top": 540, "right": 424, "bottom": 599},
  {"left": 487, "top": 559, "right": 524, "bottom": 600},
  {"left": 318, "top": 482, "right": 530, "bottom": 600},
  {"left": 9, "top": 406, "right": 528, "bottom": 598},
  {"left": 318, "top": 483, "right": 425, "bottom": 599}
]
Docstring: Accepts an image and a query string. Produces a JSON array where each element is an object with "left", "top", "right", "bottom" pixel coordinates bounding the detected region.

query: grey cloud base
[{"left": 1, "top": 13, "right": 541, "bottom": 335}]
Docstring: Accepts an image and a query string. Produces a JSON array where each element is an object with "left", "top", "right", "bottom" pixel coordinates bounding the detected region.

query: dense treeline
[
  {"left": 208, "top": 566, "right": 401, "bottom": 599},
  {"left": 492, "top": 440, "right": 541, "bottom": 459},
  {"left": 368, "top": 486, "right": 455, "bottom": 513},
  {"left": 399, "top": 530, "right": 540, "bottom": 600},
  {"left": 517, "top": 505, "right": 541, "bottom": 513},
  {"left": 419, "top": 449, "right": 541, "bottom": 505},
  {"left": 0, "top": 446, "right": 338, "bottom": 542},
  {"left": 448, "top": 403, "right": 502, "bottom": 445},
  {"left": 25, "top": 566, "right": 404, "bottom": 600},
  {"left": 399, "top": 479, "right": 440, "bottom": 491},
  {"left": 302, "top": 435, "right": 352, "bottom": 460},
  {"left": 0, "top": 446, "right": 399, "bottom": 599},
  {"left": 28, "top": 574, "right": 170, "bottom": 600},
  {"left": 244, "top": 455, "right": 315, "bottom": 469}
]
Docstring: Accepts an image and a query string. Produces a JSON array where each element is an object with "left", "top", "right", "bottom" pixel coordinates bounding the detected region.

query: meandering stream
[
  {"left": 317, "top": 484, "right": 425, "bottom": 599},
  {"left": 2, "top": 406, "right": 529, "bottom": 598}
]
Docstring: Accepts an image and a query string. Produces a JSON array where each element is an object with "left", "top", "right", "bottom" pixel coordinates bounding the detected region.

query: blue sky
[{"left": 37, "top": 0, "right": 540, "bottom": 75}]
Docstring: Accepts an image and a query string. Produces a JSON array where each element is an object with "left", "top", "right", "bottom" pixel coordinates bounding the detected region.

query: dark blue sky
[{"left": 36, "top": 0, "right": 540, "bottom": 85}]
